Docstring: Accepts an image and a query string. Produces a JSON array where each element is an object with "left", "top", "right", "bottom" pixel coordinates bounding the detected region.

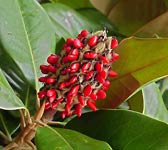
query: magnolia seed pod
[{"left": 38, "top": 29, "right": 119, "bottom": 118}]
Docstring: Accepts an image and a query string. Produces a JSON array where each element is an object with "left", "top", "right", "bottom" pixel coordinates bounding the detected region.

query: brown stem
[
  {"left": 3, "top": 100, "right": 61, "bottom": 150},
  {"left": 0, "top": 131, "right": 11, "bottom": 145},
  {"left": 19, "top": 109, "right": 26, "bottom": 131},
  {"left": 41, "top": 109, "right": 57, "bottom": 124},
  {"left": 4, "top": 102, "right": 46, "bottom": 150}
]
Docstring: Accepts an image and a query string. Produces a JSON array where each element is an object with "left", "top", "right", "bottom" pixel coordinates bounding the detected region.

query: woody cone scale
[{"left": 38, "top": 29, "right": 119, "bottom": 118}]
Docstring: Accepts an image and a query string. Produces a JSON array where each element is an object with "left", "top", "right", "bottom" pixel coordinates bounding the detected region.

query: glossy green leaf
[
  {"left": 43, "top": 3, "right": 115, "bottom": 39},
  {"left": 97, "top": 37, "right": 168, "bottom": 108},
  {"left": 0, "top": 0, "right": 55, "bottom": 112},
  {"left": 35, "top": 126, "right": 112, "bottom": 150},
  {"left": 0, "top": 110, "right": 19, "bottom": 140},
  {"left": 161, "top": 77, "right": 168, "bottom": 109},
  {"left": 126, "top": 82, "right": 168, "bottom": 122},
  {"left": 158, "top": 77, "right": 168, "bottom": 94},
  {"left": 43, "top": 3, "right": 88, "bottom": 39},
  {"left": 163, "top": 89, "right": 168, "bottom": 109},
  {"left": 142, "top": 82, "right": 168, "bottom": 122},
  {"left": 127, "top": 90, "right": 143, "bottom": 113},
  {"left": 50, "top": 0, "right": 93, "bottom": 9},
  {"left": 66, "top": 110, "right": 168, "bottom": 150},
  {"left": 55, "top": 37, "right": 65, "bottom": 54},
  {"left": 117, "top": 101, "right": 129, "bottom": 109},
  {"left": 0, "top": 0, "right": 55, "bottom": 89},
  {"left": 0, "top": 69, "right": 24, "bottom": 110},
  {"left": 77, "top": 8, "right": 116, "bottom": 35}
]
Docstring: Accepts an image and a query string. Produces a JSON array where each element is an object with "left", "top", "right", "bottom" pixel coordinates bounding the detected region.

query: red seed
[
  {"left": 99, "top": 70, "right": 107, "bottom": 79},
  {"left": 85, "top": 70, "right": 93, "bottom": 80},
  {"left": 38, "top": 90, "right": 46, "bottom": 99},
  {"left": 81, "top": 62, "right": 91, "bottom": 73},
  {"left": 84, "top": 85, "right": 92, "bottom": 97},
  {"left": 90, "top": 53, "right": 97, "bottom": 58},
  {"left": 95, "top": 74, "right": 105, "bottom": 84},
  {"left": 67, "top": 55, "right": 78, "bottom": 61},
  {"left": 84, "top": 52, "right": 97, "bottom": 59},
  {"left": 57, "top": 97, "right": 64, "bottom": 102},
  {"left": 65, "top": 82, "right": 70, "bottom": 87},
  {"left": 46, "top": 78, "right": 56, "bottom": 84},
  {"left": 45, "top": 101, "right": 51, "bottom": 110},
  {"left": 67, "top": 67, "right": 71, "bottom": 73},
  {"left": 39, "top": 77, "right": 47, "bottom": 82},
  {"left": 52, "top": 98, "right": 64, "bottom": 108},
  {"left": 47, "top": 89, "right": 57, "bottom": 97},
  {"left": 96, "top": 90, "right": 106, "bottom": 99},
  {"left": 62, "top": 43, "right": 67, "bottom": 50},
  {"left": 65, "top": 46, "right": 71, "bottom": 54},
  {"left": 65, "top": 104, "right": 71, "bottom": 116},
  {"left": 108, "top": 70, "right": 118, "bottom": 77},
  {"left": 90, "top": 93, "right": 97, "bottom": 101},
  {"left": 84, "top": 52, "right": 90, "bottom": 59},
  {"left": 87, "top": 100, "right": 97, "bottom": 111},
  {"left": 111, "top": 38, "right": 118, "bottom": 49},
  {"left": 56, "top": 63, "right": 60, "bottom": 68},
  {"left": 61, "top": 69, "right": 67, "bottom": 75},
  {"left": 88, "top": 36, "right": 98, "bottom": 47},
  {"left": 77, "top": 33, "right": 82, "bottom": 39},
  {"left": 47, "top": 65, "right": 56, "bottom": 73},
  {"left": 80, "top": 29, "right": 89, "bottom": 37},
  {"left": 68, "top": 84, "right": 80, "bottom": 96},
  {"left": 66, "top": 38, "right": 74, "bottom": 46},
  {"left": 71, "top": 49, "right": 79, "bottom": 56},
  {"left": 70, "top": 63, "right": 80, "bottom": 73},
  {"left": 59, "top": 82, "right": 66, "bottom": 89},
  {"left": 103, "top": 80, "right": 110, "bottom": 89},
  {"left": 97, "top": 77, "right": 105, "bottom": 84},
  {"left": 75, "top": 104, "right": 82, "bottom": 117},
  {"left": 69, "top": 76, "right": 78, "bottom": 84},
  {"left": 61, "top": 111, "right": 66, "bottom": 119},
  {"left": 102, "top": 86, "right": 109, "bottom": 91},
  {"left": 47, "top": 54, "right": 59, "bottom": 64},
  {"left": 51, "top": 101, "right": 58, "bottom": 109},
  {"left": 78, "top": 96, "right": 84, "bottom": 106},
  {"left": 85, "top": 75, "right": 91, "bottom": 80},
  {"left": 111, "top": 52, "right": 119, "bottom": 62},
  {"left": 49, "top": 95, "right": 56, "bottom": 103},
  {"left": 73, "top": 39, "right": 83, "bottom": 49},
  {"left": 95, "top": 62, "right": 102, "bottom": 72},
  {"left": 103, "top": 80, "right": 110, "bottom": 88},
  {"left": 40, "top": 65, "right": 48, "bottom": 74},
  {"left": 71, "top": 63, "right": 79, "bottom": 70},
  {"left": 99, "top": 56, "right": 109, "bottom": 64},
  {"left": 88, "top": 70, "right": 94, "bottom": 76},
  {"left": 67, "top": 96, "right": 73, "bottom": 105},
  {"left": 62, "top": 56, "right": 68, "bottom": 63}
]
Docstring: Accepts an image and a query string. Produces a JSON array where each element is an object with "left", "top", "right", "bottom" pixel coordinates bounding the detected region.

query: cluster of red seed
[{"left": 38, "top": 29, "right": 119, "bottom": 118}]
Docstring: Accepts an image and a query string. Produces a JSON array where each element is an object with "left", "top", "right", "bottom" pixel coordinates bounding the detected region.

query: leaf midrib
[
  {"left": 111, "top": 49, "right": 168, "bottom": 83},
  {"left": 15, "top": 0, "right": 38, "bottom": 90},
  {"left": 46, "top": 126, "right": 74, "bottom": 150}
]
